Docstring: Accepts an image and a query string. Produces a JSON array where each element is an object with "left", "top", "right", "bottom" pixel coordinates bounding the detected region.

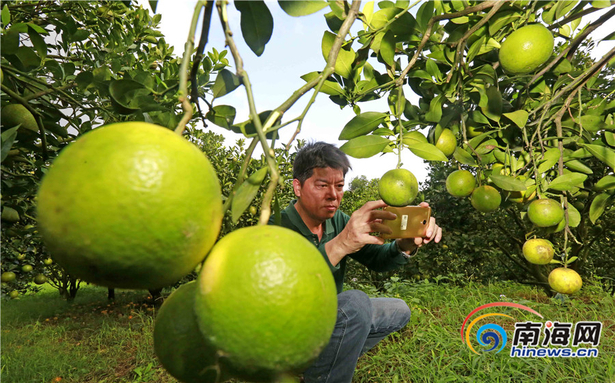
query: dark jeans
[{"left": 303, "top": 290, "right": 411, "bottom": 383}]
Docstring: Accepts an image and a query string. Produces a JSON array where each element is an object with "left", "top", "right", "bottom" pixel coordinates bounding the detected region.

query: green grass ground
[{"left": 1, "top": 280, "right": 613, "bottom": 383}]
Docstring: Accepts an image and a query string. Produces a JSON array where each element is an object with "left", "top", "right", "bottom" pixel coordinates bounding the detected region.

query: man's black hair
[{"left": 293, "top": 141, "right": 351, "bottom": 184}]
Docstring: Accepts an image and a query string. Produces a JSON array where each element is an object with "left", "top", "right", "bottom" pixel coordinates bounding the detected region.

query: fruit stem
[
  {"left": 216, "top": 0, "right": 280, "bottom": 224},
  {"left": 175, "top": 0, "right": 208, "bottom": 135}
]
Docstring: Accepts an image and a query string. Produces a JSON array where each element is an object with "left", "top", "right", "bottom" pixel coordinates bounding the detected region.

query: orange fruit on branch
[
  {"left": 470, "top": 185, "right": 501, "bottom": 213},
  {"left": 446, "top": 170, "right": 476, "bottom": 198},
  {"left": 522, "top": 238, "right": 554, "bottom": 265},
  {"left": 548, "top": 267, "right": 582, "bottom": 295},
  {"left": 37, "top": 122, "right": 223, "bottom": 290},
  {"left": 194, "top": 225, "right": 337, "bottom": 382},
  {"left": 499, "top": 24, "right": 554, "bottom": 74},
  {"left": 527, "top": 198, "right": 564, "bottom": 228},
  {"left": 378, "top": 168, "right": 419, "bottom": 207}
]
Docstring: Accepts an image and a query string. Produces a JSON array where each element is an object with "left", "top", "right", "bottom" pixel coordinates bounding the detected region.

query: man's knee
[
  {"left": 394, "top": 299, "right": 411, "bottom": 329},
  {"left": 338, "top": 290, "right": 372, "bottom": 332}
]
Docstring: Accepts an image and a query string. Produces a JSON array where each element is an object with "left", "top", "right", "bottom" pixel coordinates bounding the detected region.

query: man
[{"left": 269, "top": 142, "right": 442, "bottom": 383}]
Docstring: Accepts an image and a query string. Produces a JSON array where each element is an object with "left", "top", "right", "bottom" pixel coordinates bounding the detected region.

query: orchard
[{"left": 1, "top": 1, "right": 614, "bottom": 382}]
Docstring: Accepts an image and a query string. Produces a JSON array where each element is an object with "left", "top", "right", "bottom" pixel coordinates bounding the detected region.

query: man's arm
[
  {"left": 325, "top": 201, "right": 442, "bottom": 267},
  {"left": 324, "top": 200, "right": 395, "bottom": 267}
]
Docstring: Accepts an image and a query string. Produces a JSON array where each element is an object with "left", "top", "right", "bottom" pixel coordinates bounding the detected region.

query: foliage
[{"left": 0, "top": 1, "right": 225, "bottom": 299}]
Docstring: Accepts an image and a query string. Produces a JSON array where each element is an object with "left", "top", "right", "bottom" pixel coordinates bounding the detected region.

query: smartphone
[{"left": 379, "top": 206, "right": 431, "bottom": 239}]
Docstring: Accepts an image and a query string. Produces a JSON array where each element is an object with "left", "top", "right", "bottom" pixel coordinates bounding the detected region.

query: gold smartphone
[{"left": 380, "top": 206, "right": 431, "bottom": 239}]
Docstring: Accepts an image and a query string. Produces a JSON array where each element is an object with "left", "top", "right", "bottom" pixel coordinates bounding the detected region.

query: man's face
[{"left": 293, "top": 167, "right": 345, "bottom": 224}]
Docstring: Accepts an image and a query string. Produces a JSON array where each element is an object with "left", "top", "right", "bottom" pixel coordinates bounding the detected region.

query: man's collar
[{"left": 286, "top": 199, "right": 335, "bottom": 237}]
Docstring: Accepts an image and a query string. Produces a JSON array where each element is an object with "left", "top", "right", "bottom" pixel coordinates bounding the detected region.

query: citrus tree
[
  {"left": 315, "top": 1, "right": 615, "bottom": 295},
  {"left": 0, "top": 1, "right": 226, "bottom": 299}
]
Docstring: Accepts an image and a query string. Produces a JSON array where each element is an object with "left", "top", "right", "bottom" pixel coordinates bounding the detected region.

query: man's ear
[{"left": 292, "top": 179, "right": 301, "bottom": 198}]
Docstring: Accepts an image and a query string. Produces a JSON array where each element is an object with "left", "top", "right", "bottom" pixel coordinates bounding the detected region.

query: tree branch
[{"left": 396, "top": 1, "right": 498, "bottom": 86}]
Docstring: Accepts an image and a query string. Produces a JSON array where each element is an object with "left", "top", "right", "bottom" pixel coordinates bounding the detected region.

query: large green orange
[
  {"left": 446, "top": 170, "right": 476, "bottom": 198},
  {"left": 499, "top": 24, "right": 554, "bottom": 74},
  {"left": 527, "top": 198, "right": 564, "bottom": 228},
  {"left": 548, "top": 267, "right": 582, "bottom": 295},
  {"left": 435, "top": 128, "right": 457, "bottom": 157},
  {"left": 522, "top": 239, "right": 554, "bottom": 265},
  {"left": 379, "top": 168, "right": 419, "bottom": 207},
  {"left": 154, "top": 281, "right": 226, "bottom": 383},
  {"left": 194, "top": 225, "right": 337, "bottom": 382},
  {"left": 1, "top": 104, "right": 38, "bottom": 133},
  {"left": 37, "top": 122, "right": 223, "bottom": 290},
  {"left": 470, "top": 185, "right": 501, "bottom": 213}
]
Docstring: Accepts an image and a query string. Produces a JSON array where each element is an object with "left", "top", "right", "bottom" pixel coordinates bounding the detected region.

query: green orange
[
  {"left": 379, "top": 168, "right": 419, "bottom": 207},
  {"left": 154, "top": 281, "right": 226, "bottom": 383},
  {"left": 1, "top": 271, "right": 16, "bottom": 283},
  {"left": 471, "top": 185, "right": 501, "bottom": 213},
  {"left": 527, "top": 198, "right": 564, "bottom": 228},
  {"left": 522, "top": 239, "right": 554, "bottom": 265},
  {"left": 548, "top": 267, "right": 582, "bottom": 295},
  {"left": 435, "top": 129, "right": 457, "bottom": 157},
  {"left": 37, "top": 122, "right": 223, "bottom": 290},
  {"left": 33, "top": 274, "right": 47, "bottom": 285},
  {"left": 1, "top": 104, "right": 39, "bottom": 133},
  {"left": 446, "top": 170, "right": 476, "bottom": 198},
  {"left": 499, "top": 24, "right": 554, "bottom": 74},
  {"left": 194, "top": 225, "right": 337, "bottom": 382}
]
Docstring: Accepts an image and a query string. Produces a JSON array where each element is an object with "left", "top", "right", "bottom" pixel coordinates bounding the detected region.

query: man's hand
[
  {"left": 325, "top": 200, "right": 395, "bottom": 266},
  {"left": 396, "top": 202, "right": 442, "bottom": 253}
]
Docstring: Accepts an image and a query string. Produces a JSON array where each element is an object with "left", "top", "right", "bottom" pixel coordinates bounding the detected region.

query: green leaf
[
  {"left": 278, "top": 1, "right": 328, "bottom": 16},
  {"left": 424, "top": 95, "right": 443, "bottom": 123},
  {"left": 594, "top": 175, "right": 615, "bottom": 191},
  {"left": 300, "top": 72, "right": 343, "bottom": 96},
  {"left": 206, "top": 105, "right": 236, "bottom": 129},
  {"left": 212, "top": 69, "right": 241, "bottom": 98},
  {"left": 149, "top": 1, "right": 158, "bottom": 13},
  {"left": 235, "top": 1, "right": 273, "bottom": 57},
  {"left": 2, "top": 4, "right": 10, "bottom": 26},
  {"left": 555, "top": 0, "right": 578, "bottom": 20},
  {"left": 589, "top": 193, "right": 610, "bottom": 224},
  {"left": 109, "top": 79, "right": 149, "bottom": 113},
  {"left": 537, "top": 147, "right": 561, "bottom": 173},
  {"left": 1, "top": 127, "right": 19, "bottom": 162},
  {"left": 231, "top": 111, "right": 278, "bottom": 138},
  {"left": 425, "top": 59, "right": 441, "bottom": 81},
  {"left": 453, "top": 147, "right": 477, "bottom": 166},
  {"left": 567, "top": 203, "right": 581, "bottom": 228},
  {"left": 605, "top": 131, "right": 615, "bottom": 147},
  {"left": 405, "top": 141, "right": 448, "bottom": 161},
  {"left": 232, "top": 167, "right": 269, "bottom": 223},
  {"left": 548, "top": 173, "right": 588, "bottom": 191},
  {"left": 480, "top": 86, "right": 502, "bottom": 122},
  {"left": 321, "top": 31, "right": 355, "bottom": 78},
  {"left": 592, "top": 0, "right": 612, "bottom": 8},
  {"left": 489, "top": 174, "right": 527, "bottom": 191},
  {"left": 503, "top": 110, "right": 529, "bottom": 128},
  {"left": 553, "top": 58, "right": 572, "bottom": 75},
  {"left": 75, "top": 71, "right": 94, "bottom": 89},
  {"left": 416, "top": 1, "right": 434, "bottom": 33},
  {"left": 467, "top": 35, "right": 486, "bottom": 63},
  {"left": 1, "top": 28, "right": 19, "bottom": 55},
  {"left": 488, "top": 10, "right": 519, "bottom": 36},
  {"left": 387, "top": 87, "right": 406, "bottom": 117},
  {"left": 379, "top": 30, "right": 395, "bottom": 67},
  {"left": 339, "top": 112, "right": 387, "bottom": 140},
  {"left": 340, "top": 135, "right": 390, "bottom": 158},
  {"left": 28, "top": 28, "right": 47, "bottom": 59},
  {"left": 564, "top": 159, "right": 593, "bottom": 174},
  {"left": 582, "top": 143, "right": 615, "bottom": 170}
]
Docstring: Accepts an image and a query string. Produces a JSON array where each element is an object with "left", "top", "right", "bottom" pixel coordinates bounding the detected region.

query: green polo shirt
[{"left": 268, "top": 200, "right": 410, "bottom": 294}]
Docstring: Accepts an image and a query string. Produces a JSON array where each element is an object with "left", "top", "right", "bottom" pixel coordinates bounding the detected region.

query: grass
[{"left": 1, "top": 280, "right": 614, "bottom": 383}]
